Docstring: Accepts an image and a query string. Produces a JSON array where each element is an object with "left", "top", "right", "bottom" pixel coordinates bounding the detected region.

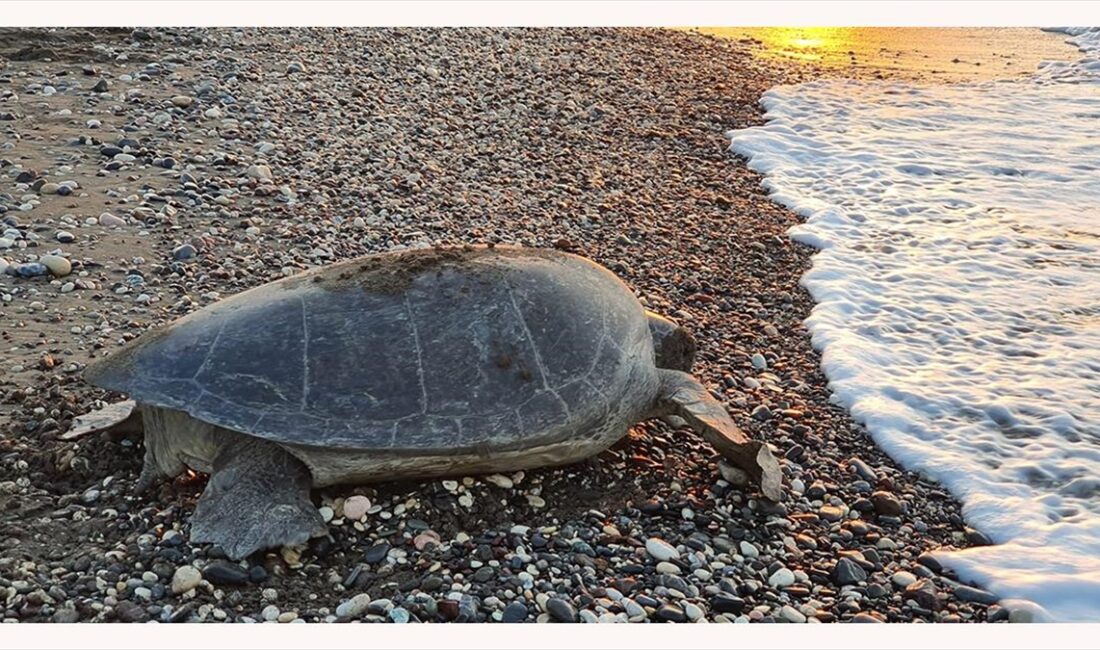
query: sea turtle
[{"left": 77, "top": 246, "right": 782, "bottom": 559}]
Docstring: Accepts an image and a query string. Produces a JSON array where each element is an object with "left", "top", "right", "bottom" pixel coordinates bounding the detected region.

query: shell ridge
[
  {"left": 298, "top": 296, "right": 310, "bottom": 412},
  {"left": 404, "top": 293, "right": 430, "bottom": 415},
  {"left": 505, "top": 281, "right": 550, "bottom": 389},
  {"left": 190, "top": 317, "right": 228, "bottom": 383}
]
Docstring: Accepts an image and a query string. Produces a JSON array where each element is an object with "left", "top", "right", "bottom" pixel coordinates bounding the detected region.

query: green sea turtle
[{"left": 77, "top": 246, "right": 782, "bottom": 559}]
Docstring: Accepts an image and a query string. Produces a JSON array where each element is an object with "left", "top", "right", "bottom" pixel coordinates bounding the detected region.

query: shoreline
[{"left": 2, "top": 27, "right": 1002, "bottom": 623}]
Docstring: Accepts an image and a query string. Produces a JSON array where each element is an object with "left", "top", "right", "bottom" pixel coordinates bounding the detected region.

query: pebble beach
[{"left": 0, "top": 27, "right": 1016, "bottom": 624}]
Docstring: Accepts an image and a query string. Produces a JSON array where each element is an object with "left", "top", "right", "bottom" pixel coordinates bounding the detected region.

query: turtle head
[{"left": 646, "top": 311, "right": 696, "bottom": 373}]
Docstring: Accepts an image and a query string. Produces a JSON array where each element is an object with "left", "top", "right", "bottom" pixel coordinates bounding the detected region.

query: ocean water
[{"left": 728, "top": 28, "right": 1100, "bottom": 622}]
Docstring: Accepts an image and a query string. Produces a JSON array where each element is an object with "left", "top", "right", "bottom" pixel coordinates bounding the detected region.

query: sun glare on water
[{"left": 697, "top": 27, "right": 855, "bottom": 62}]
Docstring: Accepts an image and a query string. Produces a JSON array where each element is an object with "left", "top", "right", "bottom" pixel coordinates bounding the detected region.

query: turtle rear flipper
[
  {"left": 60, "top": 399, "right": 141, "bottom": 441},
  {"left": 191, "top": 436, "right": 326, "bottom": 560},
  {"left": 656, "top": 369, "right": 783, "bottom": 501}
]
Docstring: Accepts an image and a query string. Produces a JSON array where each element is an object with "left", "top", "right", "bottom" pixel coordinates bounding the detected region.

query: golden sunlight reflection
[
  {"left": 692, "top": 27, "right": 1079, "bottom": 82},
  {"left": 706, "top": 27, "right": 857, "bottom": 63}
]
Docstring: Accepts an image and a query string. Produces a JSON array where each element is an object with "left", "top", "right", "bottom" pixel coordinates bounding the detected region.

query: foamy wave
[{"left": 729, "top": 29, "right": 1100, "bottom": 621}]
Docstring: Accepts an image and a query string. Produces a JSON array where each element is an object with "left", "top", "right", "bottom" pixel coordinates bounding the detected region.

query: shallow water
[
  {"left": 697, "top": 26, "right": 1078, "bottom": 81},
  {"left": 728, "top": 28, "right": 1100, "bottom": 621}
]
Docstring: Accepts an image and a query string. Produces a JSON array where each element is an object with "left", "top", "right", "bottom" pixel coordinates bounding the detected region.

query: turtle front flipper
[
  {"left": 191, "top": 436, "right": 326, "bottom": 560},
  {"left": 655, "top": 369, "right": 783, "bottom": 502}
]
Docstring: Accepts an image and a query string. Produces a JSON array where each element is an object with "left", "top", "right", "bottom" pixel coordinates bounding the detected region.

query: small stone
[
  {"left": 891, "top": 571, "right": 917, "bottom": 588},
  {"left": 40, "top": 183, "right": 61, "bottom": 195},
  {"left": 172, "top": 244, "right": 197, "bottom": 261},
  {"left": 656, "top": 561, "right": 681, "bottom": 575},
  {"left": 655, "top": 604, "right": 687, "bottom": 623},
  {"left": 832, "top": 557, "right": 867, "bottom": 586},
  {"left": 40, "top": 255, "right": 72, "bottom": 277},
  {"left": 852, "top": 613, "right": 885, "bottom": 623},
  {"left": 364, "top": 542, "right": 389, "bottom": 563},
  {"left": 546, "top": 597, "right": 577, "bottom": 623},
  {"left": 718, "top": 460, "right": 751, "bottom": 487},
  {"left": 388, "top": 607, "right": 410, "bottom": 624},
  {"left": 738, "top": 541, "right": 760, "bottom": 559},
  {"left": 115, "top": 600, "right": 148, "bottom": 623},
  {"left": 711, "top": 593, "right": 745, "bottom": 615},
  {"left": 92, "top": 79, "right": 109, "bottom": 92},
  {"left": 623, "top": 598, "right": 646, "bottom": 619},
  {"left": 751, "top": 353, "right": 767, "bottom": 370},
  {"left": 954, "top": 585, "right": 999, "bottom": 605},
  {"left": 779, "top": 605, "right": 806, "bottom": 623},
  {"left": 171, "top": 566, "right": 202, "bottom": 594},
  {"left": 768, "top": 567, "right": 795, "bottom": 588},
  {"left": 821, "top": 504, "right": 846, "bottom": 521},
  {"left": 261, "top": 605, "right": 280, "bottom": 621},
  {"left": 247, "top": 164, "right": 273, "bottom": 181},
  {"left": 413, "top": 530, "right": 441, "bottom": 550},
  {"left": 342, "top": 495, "right": 371, "bottom": 520},
  {"left": 202, "top": 560, "right": 250, "bottom": 586},
  {"left": 904, "top": 579, "right": 941, "bottom": 611},
  {"left": 484, "top": 473, "right": 513, "bottom": 489},
  {"left": 684, "top": 602, "right": 705, "bottom": 622},
  {"left": 848, "top": 457, "right": 878, "bottom": 481},
  {"left": 99, "top": 212, "right": 126, "bottom": 227},
  {"left": 336, "top": 593, "right": 372, "bottom": 619},
  {"left": 171, "top": 95, "right": 194, "bottom": 107},
  {"left": 645, "top": 537, "right": 680, "bottom": 562},
  {"left": 501, "top": 601, "right": 528, "bottom": 623},
  {"left": 871, "top": 491, "right": 903, "bottom": 516}
]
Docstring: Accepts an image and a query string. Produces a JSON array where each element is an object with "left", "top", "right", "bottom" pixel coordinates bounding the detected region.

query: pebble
[
  {"left": 656, "top": 561, "right": 681, "bottom": 575},
  {"left": 364, "top": 542, "right": 389, "bottom": 563},
  {"left": 684, "top": 602, "right": 705, "bottom": 622},
  {"left": 645, "top": 537, "right": 680, "bottom": 562},
  {"left": 954, "top": 585, "right": 1000, "bottom": 605},
  {"left": 656, "top": 604, "right": 687, "bottom": 622},
  {"left": 484, "top": 473, "right": 513, "bottom": 489},
  {"left": 738, "top": 541, "right": 760, "bottom": 559},
  {"left": 891, "top": 571, "right": 917, "bottom": 588},
  {"left": 202, "top": 561, "right": 250, "bottom": 585},
  {"left": 780, "top": 605, "right": 806, "bottom": 623},
  {"left": 171, "top": 95, "right": 194, "bottom": 107},
  {"left": 832, "top": 557, "right": 867, "bottom": 586},
  {"left": 546, "top": 597, "right": 577, "bottom": 623},
  {"left": 718, "top": 460, "right": 751, "bottom": 487},
  {"left": 99, "top": 212, "right": 126, "bottom": 227},
  {"left": 261, "top": 605, "right": 280, "bottom": 621},
  {"left": 247, "top": 164, "right": 273, "bottom": 181},
  {"left": 39, "top": 255, "right": 72, "bottom": 277},
  {"left": 768, "top": 567, "right": 795, "bottom": 588},
  {"left": 172, "top": 243, "right": 197, "bottom": 261},
  {"left": 388, "top": 607, "right": 410, "bottom": 624},
  {"left": 501, "top": 601, "right": 527, "bottom": 623},
  {"left": 171, "top": 566, "right": 201, "bottom": 594},
  {"left": 342, "top": 495, "right": 371, "bottom": 520},
  {"left": 335, "top": 593, "right": 372, "bottom": 619},
  {"left": 55, "top": 230, "right": 75, "bottom": 243}
]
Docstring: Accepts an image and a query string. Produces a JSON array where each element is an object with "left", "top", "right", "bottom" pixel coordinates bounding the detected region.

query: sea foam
[{"left": 729, "top": 28, "right": 1100, "bottom": 621}]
